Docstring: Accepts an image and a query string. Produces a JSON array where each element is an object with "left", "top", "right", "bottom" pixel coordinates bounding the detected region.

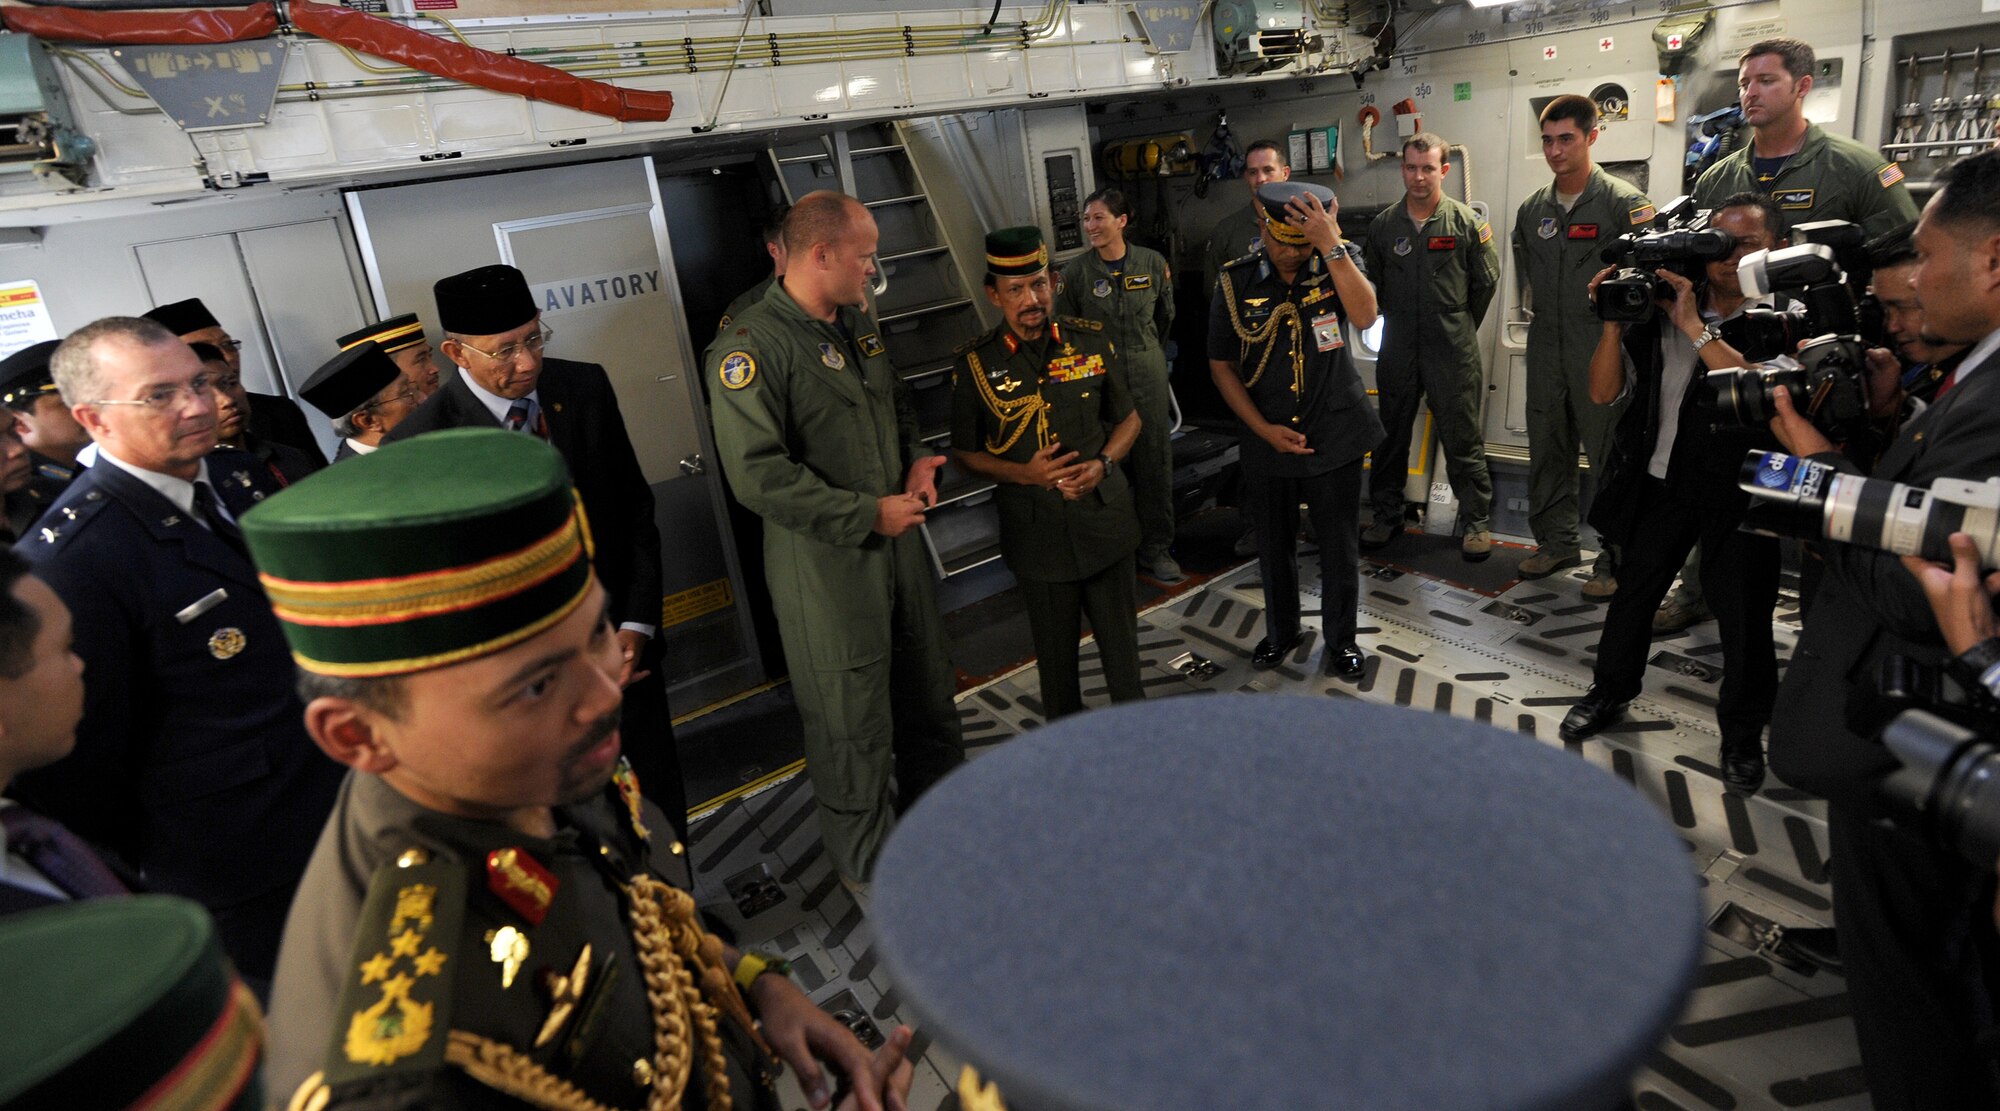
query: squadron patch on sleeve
[{"left": 718, "top": 352, "right": 757, "bottom": 390}]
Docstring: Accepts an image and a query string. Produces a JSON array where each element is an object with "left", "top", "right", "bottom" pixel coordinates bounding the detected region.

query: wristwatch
[
  {"left": 1692, "top": 323, "right": 1722, "bottom": 352},
  {"left": 1948, "top": 636, "right": 2000, "bottom": 703},
  {"left": 1097, "top": 452, "right": 1115, "bottom": 472},
  {"left": 732, "top": 950, "right": 793, "bottom": 992}
]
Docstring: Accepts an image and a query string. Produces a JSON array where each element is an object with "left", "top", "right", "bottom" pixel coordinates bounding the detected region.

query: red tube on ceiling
[
  {"left": 288, "top": 0, "right": 673, "bottom": 123},
  {"left": 1, "top": 3, "right": 279, "bottom": 43}
]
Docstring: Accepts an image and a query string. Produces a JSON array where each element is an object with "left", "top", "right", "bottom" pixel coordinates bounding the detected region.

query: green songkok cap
[
  {"left": 0, "top": 895, "right": 266, "bottom": 1109},
  {"left": 985, "top": 225, "right": 1050, "bottom": 277},
  {"left": 240, "top": 428, "right": 594, "bottom": 677}
]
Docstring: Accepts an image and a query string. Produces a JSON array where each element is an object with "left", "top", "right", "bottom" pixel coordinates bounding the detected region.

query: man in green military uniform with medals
[
  {"left": 1055, "top": 188, "right": 1179, "bottom": 583},
  {"left": 262, "top": 429, "right": 915, "bottom": 1111},
  {"left": 705, "top": 191, "right": 964, "bottom": 895},
  {"left": 1692, "top": 39, "right": 1918, "bottom": 239},
  {"left": 1360, "top": 133, "right": 1501, "bottom": 561},
  {"left": 1210, "top": 182, "right": 1386, "bottom": 679},
  {"left": 955, "top": 226, "right": 1146, "bottom": 720},
  {"left": 1513, "top": 94, "right": 1657, "bottom": 596}
]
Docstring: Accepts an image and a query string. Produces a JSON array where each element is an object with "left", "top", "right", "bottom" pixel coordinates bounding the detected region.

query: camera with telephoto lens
[
  {"left": 1735, "top": 450, "right": 2000, "bottom": 564},
  {"left": 1700, "top": 221, "right": 1881, "bottom": 441},
  {"left": 1878, "top": 708, "right": 2000, "bottom": 871},
  {"left": 1595, "top": 196, "right": 1736, "bottom": 324}
]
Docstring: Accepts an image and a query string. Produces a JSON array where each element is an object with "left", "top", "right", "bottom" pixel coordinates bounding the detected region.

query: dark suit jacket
[
  {"left": 331, "top": 439, "right": 360, "bottom": 463},
  {"left": 384, "top": 361, "right": 664, "bottom": 630},
  {"left": 246, "top": 392, "right": 328, "bottom": 470},
  {"left": 242, "top": 431, "right": 323, "bottom": 488},
  {"left": 1768, "top": 348, "right": 2000, "bottom": 807},
  {"left": 9, "top": 449, "right": 345, "bottom": 979}
]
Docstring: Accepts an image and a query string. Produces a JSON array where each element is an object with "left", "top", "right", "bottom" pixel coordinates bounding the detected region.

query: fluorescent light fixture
[{"left": 1467, "top": 0, "right": 1516, "bottom": 8}]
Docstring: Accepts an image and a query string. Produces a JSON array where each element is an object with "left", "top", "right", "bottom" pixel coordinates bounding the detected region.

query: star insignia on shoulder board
[
  {"left": 38, "top": 527, "right": 56, "bottom": 543},
  {"left": 232, "top": 470, "right": 253, "bottom": 488},
  {"left": 162, "top": 515, "right": 181, "bottom": 528},
  {"left": 60, "top": 507, "right": 76, "bottom": 520}
]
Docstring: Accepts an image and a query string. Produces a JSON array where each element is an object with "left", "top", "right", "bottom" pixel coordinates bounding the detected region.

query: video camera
[
  {"left": 1700, "top": 220, "right": 1887, "bottom": 442},
  {"left": 1879, "top": 709, "right": 2000, "bottom": 871},
  {"left": 1594, "top": 196, "right": 1736, "bottom": 324}
]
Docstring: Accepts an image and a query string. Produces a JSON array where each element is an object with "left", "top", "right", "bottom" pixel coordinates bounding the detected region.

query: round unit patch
[
  {"left": 718, "top": 352, "right": 757, "bottom": 390},
  {"left": 208, "top": 627, "right": 246, "bottom": 659}
]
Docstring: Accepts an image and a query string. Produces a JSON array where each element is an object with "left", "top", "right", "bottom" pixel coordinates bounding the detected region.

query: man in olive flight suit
[
  {"left": 1692, "top": 38, "right": 1918, "bottom": 239},
  {"left": 1361, "top": 132, "right": 1501, "bottom": 561},
  {"left": 706, "top": 191, "right": 965, "bottom": 892},
  {"left": 1514, "top": 94, "right": 1657, "bottom": 595},
  {"left": 1210, "top": 182, "right": 1386, "bottom": 680},
  {"left": 956, "top": 226, "right": 1146, "bottom": 720}
]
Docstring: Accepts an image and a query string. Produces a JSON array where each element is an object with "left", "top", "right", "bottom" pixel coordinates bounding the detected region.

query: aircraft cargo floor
[{"left": 684, "top": 545, "right": 1866, "bottom": 1111}]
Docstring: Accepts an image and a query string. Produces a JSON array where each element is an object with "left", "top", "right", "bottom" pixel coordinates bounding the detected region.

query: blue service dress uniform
[{"left": 10, "top": 448, "right": 345, "bottom": 986}]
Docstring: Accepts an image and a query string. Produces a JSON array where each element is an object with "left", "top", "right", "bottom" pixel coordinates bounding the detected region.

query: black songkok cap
[
  {"left": 143, "top": 298, "right": 221, "bottom": 336},
  {"left": 299, "top": 341, "right": 402, "bottom": 420},
  {"left": 433, "top": 265, "right": 538, "bottom": 337}
]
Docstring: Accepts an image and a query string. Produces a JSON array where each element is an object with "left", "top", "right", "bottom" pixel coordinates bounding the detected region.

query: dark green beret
[
  {"left": 337, "top": 312, "right": 427, "bottom": 356},
  {"left": 434, "top": 265, "right": 538, "bottom": 338},
  {"left": 985, "top": 225, "right": 1049, "bottom": 277},
  {"left": 0, "top": 339, "right": 60, "bottom": 409},
  {"left": 241, "top": 428, "right": 593, "bottom": 677},
  {"left": 142, "top": 297, "right": 221, "bottom": 335},
  {"left": 0, "top": 895, "right": 266, "bottom": 1109},
  {"left": 299, "top": 341, "right": 403, "bottom": 421}
]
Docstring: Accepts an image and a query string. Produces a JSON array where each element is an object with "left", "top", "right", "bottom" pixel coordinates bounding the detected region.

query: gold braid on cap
[
  {"left": 443, "top": 874, "right": 770, "bottom": 1110},
  {"left": 967, "top": 350, "right": 1051, "bottom": 455},
  {"left": 1217, "top": 268, "right": 1306, "bottom": 400}
]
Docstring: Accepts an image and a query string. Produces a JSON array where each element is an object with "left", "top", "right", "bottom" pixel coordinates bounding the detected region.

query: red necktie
[
  {"left": 1, "top": 807, "right": 130, "bottom": 899},
  {"left": 1934, "top": 366, "right": 1960, "bottom": 400}
]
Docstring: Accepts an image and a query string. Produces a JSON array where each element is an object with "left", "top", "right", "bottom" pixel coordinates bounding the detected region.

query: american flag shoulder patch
[{"left": 1879, "top": 163, "right": 1906, "bottom": 189}]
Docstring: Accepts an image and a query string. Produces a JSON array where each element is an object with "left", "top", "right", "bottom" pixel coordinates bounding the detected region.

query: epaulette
[
  {"left": 1058, "top": 315, "right": 1103, "bottom": 332},
  {"left": 955, "top": 323, "right": 1004, "bottom": 357},
  {"left": 318, "top": 847, "right": 464, "bottom": 1088},
  {"left": 1221, "top": 250, "right": 1262, "bottom": 271},
  {"left": 27, "top": 483, "right": 110, "bottom": 553}
]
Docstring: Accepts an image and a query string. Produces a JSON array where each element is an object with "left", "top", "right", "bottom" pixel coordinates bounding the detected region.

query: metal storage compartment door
[{"left": 346, "top": 156, "right": 761, "bottom": 709}]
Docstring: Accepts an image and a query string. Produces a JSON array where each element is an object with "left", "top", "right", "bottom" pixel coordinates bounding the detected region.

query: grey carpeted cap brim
[{"left": 872, "top": 695, "right": 1703, "bottom": 1111}]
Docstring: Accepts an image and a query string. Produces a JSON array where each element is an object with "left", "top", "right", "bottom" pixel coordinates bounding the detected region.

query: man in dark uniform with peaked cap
[
  {"left": 11, "top": 316, "right": 343, "bottom": 991},
  {"left": 0, "top": 339, "right": 86, "bottom": 503},
  {"left": 1211, "top": 182, "right": 1385, "bottom": 680},
  {"left": 384, "top": 264, "right": 686, "bottom": 843},
  {"left": 143, "top": 297, "right": 328, "bottom": 468},
  {"left": 952, "top": 226, "right": 1145, "bottom": 720},
  {"left": 261, "top": 429, "right": 914, "bottom": 1110}
]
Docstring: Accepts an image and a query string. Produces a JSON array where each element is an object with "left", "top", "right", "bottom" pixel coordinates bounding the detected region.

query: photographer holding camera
[
  {"left": 1558, "top": 195, "right": 1789, "bottom": 796},
  {"left": 1765, "top": 150, "right": 2000, "bottom": 1110}
]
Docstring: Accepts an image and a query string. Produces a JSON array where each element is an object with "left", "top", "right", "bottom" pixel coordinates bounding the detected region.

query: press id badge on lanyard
[{"left": 1311, "top": 312, "right": 1344, "bottom": 353}]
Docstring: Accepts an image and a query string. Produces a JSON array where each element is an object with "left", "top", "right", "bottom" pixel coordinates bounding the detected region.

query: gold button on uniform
[
  {"left": 633, "top": 1057, "right": 656, "bottom": 1087},
  {"left": 397, "top": 848, "right": 429, "bottom": 868}
]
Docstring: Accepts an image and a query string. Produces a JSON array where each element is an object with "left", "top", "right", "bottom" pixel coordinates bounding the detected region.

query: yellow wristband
[{"left": 733, "top": 951, "right": 790, "bottom": 992}]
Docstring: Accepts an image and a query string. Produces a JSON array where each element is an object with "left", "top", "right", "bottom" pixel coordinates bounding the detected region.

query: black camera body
[
  {"left": 1879, "top": 707, "right": 2000, "bottom": 872},
  {"left": 1700, "top": 223, "right": 1880, "bottom": 442},
  {"left": 1595, "top": 196, "right": 1735, "bottom": 324}
]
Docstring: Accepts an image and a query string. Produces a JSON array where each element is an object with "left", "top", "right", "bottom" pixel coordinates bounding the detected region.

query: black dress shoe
[
  {"left": 1721, "top": 737, "right": 1767, "bottom": 794},
  {"left": 1251, "top": 630, "right": 1305, "bottom": 670},
  {"left": 1323, "top": 642, "right": 1366, "bottom": 679},
  {"left": 1783, "top": 927, "right": 1843, "bottom": 974},
  {"left": 1558, "top": 687, "right": 1630, "bottom": 742}
]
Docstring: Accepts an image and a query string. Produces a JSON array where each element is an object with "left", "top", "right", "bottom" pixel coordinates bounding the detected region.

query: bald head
[{"left": 780, "top": 191, "right": 879, "bottom": 318}]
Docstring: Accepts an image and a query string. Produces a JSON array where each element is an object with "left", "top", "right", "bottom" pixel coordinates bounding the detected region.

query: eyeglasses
[
  {"left": 91, "top": 373, "right": 215, "bottom": 412},
  {"left": 215, "top": 339, "right": 243, "bottom": 353},
  {"left": 456, "top": 326, "right": 553, "bottom": 365},
  {"left": 360, "top": 384, "right": 423, "bottom": 411}
]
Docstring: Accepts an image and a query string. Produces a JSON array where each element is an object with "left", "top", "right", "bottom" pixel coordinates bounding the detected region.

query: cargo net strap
[{"left": 2, "top": 0, "right": 675, "bottom": 123}]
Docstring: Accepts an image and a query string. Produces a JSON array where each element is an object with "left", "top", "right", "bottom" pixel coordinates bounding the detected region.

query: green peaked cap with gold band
[
  {"left": 985, "top": 225, "right": 1049, "bottom": 277},
  {"left": 239, "top": 428, "right": 595, "bottom": 677}
]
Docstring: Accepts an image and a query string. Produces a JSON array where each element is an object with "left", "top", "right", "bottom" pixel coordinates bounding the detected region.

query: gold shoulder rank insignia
[
  {"left": 1059, "top": 315, "right": 1104, "bottom": 332},
  {"left": 325, "top": 850, "right": 463, "bottom": 1084},
  {"left": 959, "top": 1065, "right": 1011, "bottom": 1111}
]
